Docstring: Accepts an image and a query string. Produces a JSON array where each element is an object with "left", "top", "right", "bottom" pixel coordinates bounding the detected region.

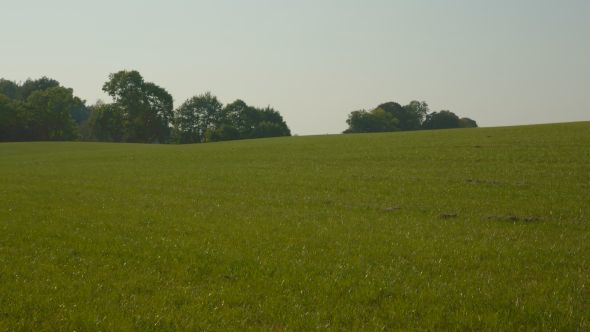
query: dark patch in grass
[
  {"left": 473, "top": 145, "right": 483, "bottom": 148},
  {"left": 439, "top": 213, "right": 458, "bottom": 219},
  {"left": 486, "top": 215, "right": 542, "bottom": 223},
  {"left": 323, "top": 199, "right": 335, "bottom": 206}
]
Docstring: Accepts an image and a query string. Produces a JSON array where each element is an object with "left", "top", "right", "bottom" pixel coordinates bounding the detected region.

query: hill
[{"left": 1, "top": 122, "right": 589, "bottom": 330}]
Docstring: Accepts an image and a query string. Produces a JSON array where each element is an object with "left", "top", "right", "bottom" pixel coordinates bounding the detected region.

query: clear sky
[{"left": 2, "top": 0, "right": 589, "bottom": 135}]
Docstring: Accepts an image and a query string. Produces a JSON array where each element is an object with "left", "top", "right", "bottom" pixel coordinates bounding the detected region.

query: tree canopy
[
  {"left": 344, "top": 100, "right": 477, "bottom": 133},
  {"left": 0, "top": 78, "right": 87, "bottom": 141},
  {"left": 344, "top": 109, "right": 399, "bottom": 133},
  {"left": 26, "top": 87, "right": 79, "bottom": 141},
  {"left": 1, "top": 71, "right": 478, "bottom": 143},
  {"left": 174, "top": 92, "right": 223, "bottom": 144},
  {"left": 0, "top": 71, "right": 293, "bottom": 143},
  {"left": 173, "top": 94, "right": 291, "bottom": 144},
  {"left": 102, "top": 70, "right": 174, "bottom": 143}
]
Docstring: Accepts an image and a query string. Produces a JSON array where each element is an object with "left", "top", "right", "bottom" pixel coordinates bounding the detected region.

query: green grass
[{"left": 1, "top": 122, "right": 589, "bottom": 330}]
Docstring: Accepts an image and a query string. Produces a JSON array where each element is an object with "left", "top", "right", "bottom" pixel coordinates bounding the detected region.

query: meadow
[{"left": 0, "top": 122, "right": 589, "bottom": 330}]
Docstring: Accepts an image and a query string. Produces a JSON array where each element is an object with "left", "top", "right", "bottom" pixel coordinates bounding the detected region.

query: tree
[
  {"left": 252, "top": 121, "right": 290, "bottom": 138},
  {"left": 0, "top": 77, "right": 91, "bottom": 141},
  {"left": 20, "top": 77, "right": 60, "bottom": 100},
  {"left": 345, "top": 108, "right": 399, "bottom": 133},
  {"left": 173, "top": 92, "right": 223, "bottom": 143},
  {"left": 26, "top": 87, "right": 79, "bottom": 140},
  {"left": 0, "top": 79, "right": 20, "bottom": 100},
  {"left": 422, "top": 110, "right": 462, "bottom": 130},
  {"left": 221, "top": 101, "right": 291, "bottom": 139},
  {"left": 0, "top": 94, "right": 28, "bottom": 141},
  {"left": 403, "top": 100, "right": 429, "bottom": 127},
  {"left": 345, "top": 100, "right": 476, "bottom": 133},
  {"left": 252, "top": 106, "right": 291, "bottom": 138},
  {"left": 222, "top": 99, "right": 258, "bottom": 137},
  {"left": 205, "top": 124, "right": 240, "bottom": 142},
  {"left": 378, "top": 101, "right": 424, "bottom": 131},
  {"left": 344, "top": 100, "right": 427, "bottom": 133},
  {"left": 460, "top": 117, "right": 478, "bottom": 128},
  {"left": 173, "top": 96, "right": 291, "bottom": 143},
  {"left": 102, "top": 70, "right": 173, "bottom": 143},
  {"left": 69, "top": 99, "right": 90, "bottom": 126},
  {"left": 85, "top": 102, "right": 125, "bottom": 142}
]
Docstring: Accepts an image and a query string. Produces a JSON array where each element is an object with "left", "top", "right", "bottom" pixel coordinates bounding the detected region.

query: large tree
[
  {"left": 377, "top": 101, "right": 427, "bottom": 131},
  {"left": 221, "top": 100, "right": 291, "bottom": 139},
  {"left": 250, "top": 106, "right": 291, "bottom": 138},
  {"left": 403, "top": 101, "right": 429, "bottom": 127},
  {"left": 173, "top": 92, "right": 223, "bottom": 143},
  {"left": 422, "top": 110, "right": 462, "bottom": 130},
  {"left": 102, "top": 70, "right": 173, "bottom": 143},
  {"left": 222, "top": 99, "right": 257, "bottom": 137},
  {"left": 345, "top": 108, "right": 399, "bottom": 133},
  {"left": 26, "top": 87, "right": 79, "bottom": 141}
]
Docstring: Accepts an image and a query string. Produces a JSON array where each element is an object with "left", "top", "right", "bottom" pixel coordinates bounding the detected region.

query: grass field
[{"left": 1, "top": 122, "right": 589, "bottom": 330}]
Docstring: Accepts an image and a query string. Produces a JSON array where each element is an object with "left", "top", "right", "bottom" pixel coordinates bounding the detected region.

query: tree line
[
  {"left": 344, "top": 101, "right": 477, "bottom": 133},
  {"left": 0, "top": 70, "right": 291, "bottom": 143},
  {"left": 1, "top": 70, "right": 478, "bottom": 143}
]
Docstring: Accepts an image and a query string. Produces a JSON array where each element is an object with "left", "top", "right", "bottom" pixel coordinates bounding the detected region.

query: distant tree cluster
[
  {"left": 344, "top": 101, "right": 477, "bottom": 133},
  {"left": 173, "top": 93, "right": 291, "bottom": 144},
  {"left": 0, "top": 78, "right": 88, "bottom": 141},
  {"left": 0, "top": 71, "right": 291, "bottom": 143}
]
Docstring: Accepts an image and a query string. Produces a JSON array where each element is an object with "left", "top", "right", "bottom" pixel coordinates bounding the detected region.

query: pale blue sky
[{"left": 2, "top": 0, "right": 589, "bottom": 134}]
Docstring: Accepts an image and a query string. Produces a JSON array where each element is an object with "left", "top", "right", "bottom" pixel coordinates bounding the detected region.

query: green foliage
[
  {"left": 69, "top": 100, "right": 90, "bottom": 125},
  {"left": 174, "top": 95, "right": 291, "bottom": 143},
  {"left": 0, "top": 94, "right": 28, "bottom": 141},
  {"left": 222, "top": 99, "right": 256, "bottom": 135},
  {"left": 0, "top": 79, "right": 20, "bottom": 100},
  {"left": 460, "top": 117, "right": 478, "bottom": 128},
  {"left": 174, "top": 92, "right": 223, "bottom": 143},
  {"left": 20, "top": 77, "right": 60, "bottom": 100},
  {"left": 378, "top": 101, "right": 422, "bottom": 131},
  {"left": 26, "top": 87, "right": 79, "bottom": 141},
  {"left": 345, "top": 100, "right": 475, "bottom": 134},
  {"left": 422, "top": 110, "right": 462, "bottom": 130},
  {"left": 345, "top": 108, "right": 399, "bottom": 133},
  {"left": 102, "top": 70, "right": 174, "bottom": 143},
  {"left": 85, "top": 103, "right": 125, "bottom": 142},
  {"left": 252, "top": 106, "right": 291, "bottom": 138},
  {"left": 205, "top": 124, "right": 240, "bottom": 142},
  {"left": 0, "top": 122, "right": 588, "bottom": 330},
  {"left": 252, "top": 120, "right": 289, "bottom": 138},
  {"left": 1, "top": 72, "right": 291, "bottom": 144},
  {"left": 403, "top": 100, "right": 429, "bottom": 126},
  {"left": 0, "top": 77, "right": 88, "bottom": 142}
]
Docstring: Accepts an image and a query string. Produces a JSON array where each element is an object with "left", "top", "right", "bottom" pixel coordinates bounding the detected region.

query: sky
[{"left": 2, "top": 0, "right": 589, "bottom": 135}]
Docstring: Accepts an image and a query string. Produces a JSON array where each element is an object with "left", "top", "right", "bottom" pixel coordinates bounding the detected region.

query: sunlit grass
[{"left": 1, "top": 122, "right": 589, "bottom": 330}]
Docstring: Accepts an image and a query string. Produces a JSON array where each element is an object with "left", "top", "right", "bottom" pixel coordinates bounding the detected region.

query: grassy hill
[{"left": 1, "top": 122, "right": 589, "bottom": 330}]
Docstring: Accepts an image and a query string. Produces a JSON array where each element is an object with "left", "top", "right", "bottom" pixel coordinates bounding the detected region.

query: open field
[{"left": 1, "top": 122, "right": 589, "bottom": 330}]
